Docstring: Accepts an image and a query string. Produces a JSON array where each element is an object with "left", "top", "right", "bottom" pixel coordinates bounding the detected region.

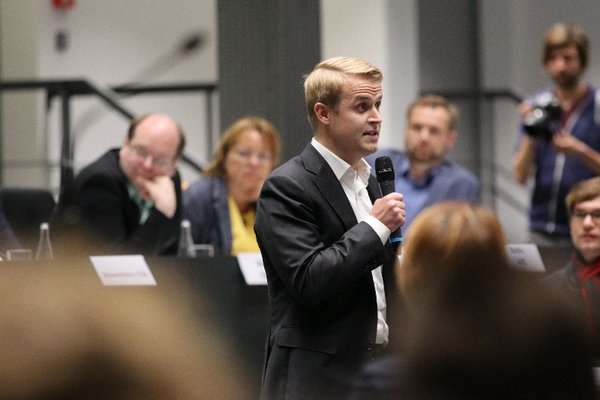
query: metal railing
[{"left": 0, "top": 79, "right": 217, "bottom": 203}]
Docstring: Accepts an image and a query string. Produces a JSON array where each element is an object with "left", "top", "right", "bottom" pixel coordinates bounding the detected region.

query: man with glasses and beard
[
  {"left": 57, "top": 113, "right": 185, "bottom": 256},
  {"left": 513, "top": 23, "right": 600, "bottom": 247}
]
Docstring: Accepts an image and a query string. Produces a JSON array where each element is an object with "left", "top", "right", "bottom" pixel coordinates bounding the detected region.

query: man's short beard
[
  {"left": 555, "top": 74, "right": 581, "bottom": 90},
  {"left": 408, "top": 152, "right": 442, "bottom": 166}
]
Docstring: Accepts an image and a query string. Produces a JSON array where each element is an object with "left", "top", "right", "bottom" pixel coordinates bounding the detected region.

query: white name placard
[
  {"left": 506, "top": 243, "right": 546, "bottom": 272},
  {"left": 90, "top": 255, "right": 157, "bottom": 286},
  {"left": 237, "top": 252, "right": 267, "bottom": 285}
]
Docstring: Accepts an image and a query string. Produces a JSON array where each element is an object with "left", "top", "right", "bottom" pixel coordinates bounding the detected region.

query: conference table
[
  {"left": 0, "top": 245, "right": 573, "bottom": 397},
  {"left": 139, "top": 255, "right": 269, "bottom": 396},
  {"left": 142, "top": 247, "right": 572, "bottom": 397},
  {"left": 2, "top": 254, "right": 270, "bottom": 398}
]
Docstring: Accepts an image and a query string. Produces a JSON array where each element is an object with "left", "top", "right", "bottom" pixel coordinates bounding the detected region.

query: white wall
[
  {"left": 1, "top": 0, "right": 218, "bottom": 191},
  {"left": 0, "top": 1, "right": 45, "bottom": 187},
  {"left": 320, "top": 0, "right": 419, "bottom": 150}
]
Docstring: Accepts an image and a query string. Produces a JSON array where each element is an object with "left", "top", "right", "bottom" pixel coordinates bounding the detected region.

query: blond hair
[
  {"left": 401, "top": 202, "right": 508, "bottom": 310},
  {"left": 204, "top": 116, "right": 281, "bottom": 178},
  {"left": 304, "top": 56, "right": 382, "bottom": 128}
]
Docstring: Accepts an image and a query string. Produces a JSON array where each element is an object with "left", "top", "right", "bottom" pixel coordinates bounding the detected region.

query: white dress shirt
[{"left": 311, "top": 138, "right": 390, "bottom": 345}]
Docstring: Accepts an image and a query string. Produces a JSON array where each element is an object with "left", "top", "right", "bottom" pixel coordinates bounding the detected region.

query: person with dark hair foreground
[
  {"left": 405, "top": 260, "right": 595, "bottom": 400},
  {"left": 352, "top": 202, "right": 596, "bottom": 400}
]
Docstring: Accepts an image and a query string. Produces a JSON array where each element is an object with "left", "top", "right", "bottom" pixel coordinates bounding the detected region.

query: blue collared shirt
[
  {"left": 395, "top": 157, "right": 440, "bottom": 234},
  {"left": 366, "top": 149, "right": 480, "bottom": 235}
]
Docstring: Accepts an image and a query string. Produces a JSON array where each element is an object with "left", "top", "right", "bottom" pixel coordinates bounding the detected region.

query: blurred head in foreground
[
  {"left": 399, "top": 202, "right": 596, "bottom": 400},
  {"left": 0, "top": 266, "right": 247, "bottom": 400},
  {"left": 404, "top": 268, "right": 595, "bottom": 400},
  {"left": 399, "top": 201, "right": 509, "bottom": 313}
]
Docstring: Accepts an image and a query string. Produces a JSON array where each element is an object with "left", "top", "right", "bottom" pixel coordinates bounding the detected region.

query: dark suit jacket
[
  {"left": 56, "top": 149, "right": 182, "bottom": 256},
  {"left": 255, "top": 144, "right": 398, "bottom": 400},
  {"left": 182, "top": 176, "right": 232, "bottom": 255}
]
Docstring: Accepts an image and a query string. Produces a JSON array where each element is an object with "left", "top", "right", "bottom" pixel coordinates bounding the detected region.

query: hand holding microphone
[{"left": 374, "top": 156, "right": 404, "bottom": 249}]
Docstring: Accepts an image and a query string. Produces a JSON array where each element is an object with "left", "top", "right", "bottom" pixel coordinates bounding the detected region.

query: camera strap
[{"left": 594, "top": 89, "right": 600, "bottom": 126}]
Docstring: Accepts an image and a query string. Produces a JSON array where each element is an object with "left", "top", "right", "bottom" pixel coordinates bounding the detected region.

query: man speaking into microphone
[{"left": 255, "top": 56, "right": 405, "bottom": 400}]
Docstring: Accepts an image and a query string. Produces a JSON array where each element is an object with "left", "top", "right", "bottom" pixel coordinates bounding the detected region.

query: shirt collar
[
  {"left": 398, "top": 157, "right": 411, "bottom": 176},
  {"left": 401, "top": 158, "right": 444, "bottom": 186},
  {"left": 311, "top": 138, "right": 372, "bottom": 185}
]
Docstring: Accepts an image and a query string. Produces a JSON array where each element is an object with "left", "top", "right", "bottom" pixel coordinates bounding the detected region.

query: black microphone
[{"left": 375, "top": 156, "right": 403, "bottom": 248}]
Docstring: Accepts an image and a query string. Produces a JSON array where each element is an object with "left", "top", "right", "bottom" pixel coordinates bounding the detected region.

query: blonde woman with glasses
[{"left": 183, "top": 116, "right": 280, "bottom": 256}]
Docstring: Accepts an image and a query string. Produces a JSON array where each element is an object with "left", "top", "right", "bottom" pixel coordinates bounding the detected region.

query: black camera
[{"left": 522, "top": 93, "right": 562, "bottom": 141}]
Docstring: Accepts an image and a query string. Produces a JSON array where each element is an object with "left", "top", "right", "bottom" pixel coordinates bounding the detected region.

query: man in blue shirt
[
  {"left": 366, "top": 95, "right": 479, "bottom": 234},
  {"left": 513, "top": 23, "right": 600, "bottom": 246}
]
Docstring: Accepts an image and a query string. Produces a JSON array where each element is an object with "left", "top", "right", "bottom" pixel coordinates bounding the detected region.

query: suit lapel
[{"left": 301, "top": 145, "right": 357, "bottom": 230}]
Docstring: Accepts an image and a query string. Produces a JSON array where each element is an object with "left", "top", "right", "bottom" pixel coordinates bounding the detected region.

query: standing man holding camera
[{"left": 513, "top": 23, "right": 600, "bottom": 246}]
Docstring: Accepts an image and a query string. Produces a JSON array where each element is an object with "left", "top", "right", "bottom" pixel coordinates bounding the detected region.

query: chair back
[{"left": 0, "top": 188, "right": 57, "bottom": 250}]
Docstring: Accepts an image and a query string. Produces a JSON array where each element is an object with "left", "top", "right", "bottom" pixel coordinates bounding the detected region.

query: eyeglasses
[
  {"left": 231, "top": 149, "right": 273, "bottom": 165},
  {"left": 129, "top": 144, "right": 174, "bottom": 169},
  {"left": 571, "top": 209, "right": 600, "bottom": 223}
]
